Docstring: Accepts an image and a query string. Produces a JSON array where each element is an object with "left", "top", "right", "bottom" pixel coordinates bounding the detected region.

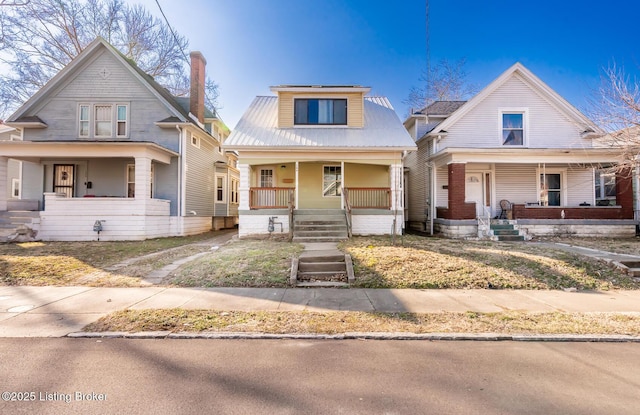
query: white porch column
[
  {"left": 238, "top": 163, "right": 251, "bottom": 210},
  {"left": 340, "top": 160, "right": 345, "bottom": 209},
  {"left": 134, "top": 157, "right": 152, "bottom": 200},
  {"left": 0, "top": 157, "right": 7, "bottom": 211},
  {"left": 389, "top": 162, "right": 403, "bottom": 212},
  {"left": 295, "top": 161, "right": 299, "bottom": 209}
]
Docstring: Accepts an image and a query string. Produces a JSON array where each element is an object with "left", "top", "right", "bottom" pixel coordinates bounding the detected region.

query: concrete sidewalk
[{"left": 1, "top": 285, "right": 640, "bottom": 337}]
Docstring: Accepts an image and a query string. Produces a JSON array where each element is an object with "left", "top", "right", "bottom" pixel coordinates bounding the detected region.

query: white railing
[{"left": 477, "top": 207, "right": 492, "bottom": 239}]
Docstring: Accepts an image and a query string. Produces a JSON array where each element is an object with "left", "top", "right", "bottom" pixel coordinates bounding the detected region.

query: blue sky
[{"left": 136, "top": 0, "right": 640, "bottom": 128}]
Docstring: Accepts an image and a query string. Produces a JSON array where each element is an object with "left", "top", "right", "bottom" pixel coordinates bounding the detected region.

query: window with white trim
[
  {"left": 540, "top": 173, "right": 561, "bottom": 206},
  {"left": 127, "top": 163, "right": 154, "bottom": 198},
  {"left": 323, "top": 165, "right": 342, "bottom": 197},
  {"left": 78, "top": 103, "right": 129, "bottom": 138},
  {"left": 502, "top": 113, "right": 524, "bottom": 145},
  {"left": 191, "top": 134, "right": 200, "bottom": 148},
  {"left": 231, "top": 178, "right": 239, "bottom": 204},
  {"left": 216, "top": 175, "right": 226, "bottom": 202},
  {"left": 595, "top": 170, "right": 616, "bottom": 205},
  {"left": 79, "top": 105, "right": 89, "bottom": 137}
]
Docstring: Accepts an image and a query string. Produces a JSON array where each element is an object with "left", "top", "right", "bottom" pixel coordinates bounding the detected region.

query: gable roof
[
  {"left": 7, "top": 37, "right": 210, "bottom": 135},
  {"left": 225, "top": 96, "right": 416, "bottom": 151},
  {"left": 416, "top": 101, "right": 467, "bottom": 116},
  {"left": 422, "top": 62, "right": 603, "bottom": 139}
]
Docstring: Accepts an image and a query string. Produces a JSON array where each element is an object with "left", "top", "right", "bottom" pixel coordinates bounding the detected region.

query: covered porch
[
  {"left": 428, "top": 148, "right": 636, "bottom": 238},
  {"left": 0, "top": 141, "right": 183, "bottom": 241},
  {"left": 235, "top": 152, "right": 405, "bottom": 238}
]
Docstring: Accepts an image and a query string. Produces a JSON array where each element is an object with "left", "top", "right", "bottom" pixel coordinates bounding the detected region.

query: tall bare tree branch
[{"left": 0, "top": 0, "right": 219, "bottom": 119}]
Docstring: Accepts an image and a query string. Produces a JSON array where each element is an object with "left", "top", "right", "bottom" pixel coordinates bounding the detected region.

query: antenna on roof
[{"left": 425, "top": 0, "right": 431, "bottom": 107}]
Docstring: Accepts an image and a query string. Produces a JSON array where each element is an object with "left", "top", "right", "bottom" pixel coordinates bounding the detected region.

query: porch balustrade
[
  {"left": 249, "top": 187, "right": 295, "bottom": 209},
  {"left": 343, "top": 187, "right": 391, "bottom": 209}
]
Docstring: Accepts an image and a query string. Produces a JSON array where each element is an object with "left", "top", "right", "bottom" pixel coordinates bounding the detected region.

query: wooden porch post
[{"left": 0, "top": 157, "right": 7, "bottom": 211}]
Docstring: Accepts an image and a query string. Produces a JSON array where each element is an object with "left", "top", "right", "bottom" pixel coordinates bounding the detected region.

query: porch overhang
[
  {"left": 230, "top": 149, "right": 407, "bottom": 165},
  {"left": 429, "top": 147, "right": 622, "bottom": 168},
  {"left": 0, "top": 141, "right": 179, "bottom": 164}
]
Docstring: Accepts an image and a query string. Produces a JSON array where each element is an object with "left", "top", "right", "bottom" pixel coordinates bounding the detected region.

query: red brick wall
[
  {"left": 513, "top": 205, "right": 631, "bottom": 220},
  {"left": 513, "top": 167, "right": 634, "bottom": 220},
  {"left": 441, "top": 163, "right": 476, "bottom": 220}
]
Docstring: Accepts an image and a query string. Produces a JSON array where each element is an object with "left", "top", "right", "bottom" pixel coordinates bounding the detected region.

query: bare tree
[
  {"left": 587, "top": 63, "right": 640, "bottom": 172},
  {"left": 404, "top": 58, "right": 478, "bottom": 112},
  {"left": 0, "top": 0, "right": 218, "bottom": 118}
]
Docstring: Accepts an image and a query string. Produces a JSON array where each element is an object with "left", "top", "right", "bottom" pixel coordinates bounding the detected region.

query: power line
[{"left": 153, "top": 0, "right": 190, "bottom": 65}]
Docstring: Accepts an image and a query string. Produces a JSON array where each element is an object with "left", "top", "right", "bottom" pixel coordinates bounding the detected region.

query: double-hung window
[
  {"left": 595, "top": 170, "right": 616, "bottom": 205},
  {"left": 79, "top": 105, "right": 90, "bottom": 137},
  {"left": 540, "top": 173, "right": 561, "bottom": 206},
  {"left": 95, "top": 105, "right": 112, "bottom": 137},
  {"left": 502, "top": 113, "right": 524, "bottom": 145},
  {"left": 294, "top": 99, "right": 347, "bottom": 125}
]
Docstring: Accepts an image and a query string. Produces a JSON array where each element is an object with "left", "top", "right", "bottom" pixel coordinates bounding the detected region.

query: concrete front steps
[
  {"left": 0, "top": 211, "right": 40, "bottom": 241},
  {"left": 292, "top": 209, "right": 348, "bottom": 243},
  {"left": 291, "top": 243, "right": 355, "bottom": 287},
  {"left": 490, "top": 221, "right": 525, "bottom": 242}
]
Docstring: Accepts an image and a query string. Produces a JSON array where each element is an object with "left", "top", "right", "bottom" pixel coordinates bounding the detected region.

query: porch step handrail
[
  {"left": 343, "top": 188, "right": 353, "bottom": 238},
  {"left": 342, "top": 187, "right": 391, "bottom": 209}
]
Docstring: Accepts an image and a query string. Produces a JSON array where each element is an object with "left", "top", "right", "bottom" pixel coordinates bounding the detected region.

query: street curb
[{"left": 67, "top": 331, "right": 640, "bottom": 342}]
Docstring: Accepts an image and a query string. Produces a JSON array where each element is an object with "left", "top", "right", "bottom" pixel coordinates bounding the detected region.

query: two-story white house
[{"left": 404, "top": 63, "right": 634, "bottom": 239}]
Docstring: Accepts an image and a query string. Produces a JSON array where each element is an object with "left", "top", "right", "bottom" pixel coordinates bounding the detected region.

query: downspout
[
  {"left": 428, "top": 161, "right": 436, "bottom": 236},
  {"left": 176, "top": 125, "right": 184, "bottom": 218}
]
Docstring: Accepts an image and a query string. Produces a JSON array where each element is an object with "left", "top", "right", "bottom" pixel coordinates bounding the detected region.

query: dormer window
[{"left": 294, "top": 99, "right": 347, "bottom": 125}]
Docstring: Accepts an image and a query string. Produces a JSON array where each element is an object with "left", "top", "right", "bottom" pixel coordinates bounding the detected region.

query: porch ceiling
[
  {"left": 0, "top": 141, "right": 178, "bottom": 164},
  {"left": 430, "top": 147, "right": 622, "bottom": 167}
]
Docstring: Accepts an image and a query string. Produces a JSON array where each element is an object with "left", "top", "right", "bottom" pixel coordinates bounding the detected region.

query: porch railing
[
  {"left": 249, "top": 187, "right": 295, "bottom": 209},
  {"left": 343, "top": 188, "right": 353, "bottom": 238},
  {"left": 343, "top": 187, "right": 391, "bottom": 209}
]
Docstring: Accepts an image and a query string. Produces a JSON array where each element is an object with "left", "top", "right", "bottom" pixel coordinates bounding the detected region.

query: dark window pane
[
  {"left": 308, "top": 99, "right": 319, "bottom": 124},
  {"left": 503, "top": 130, "right": 523, "bottom": 145},
  {"left": 545, "top": 174, "right": 561, "bottom": 190},
  {"left": 333, "top": 99, "right": 347, "bottom": 124},
  {"left": 547, "top": 191, "right": 560, "bottom": 206},
  {"left": 295, "top": 99, "right": 308, "bottom": 124}
]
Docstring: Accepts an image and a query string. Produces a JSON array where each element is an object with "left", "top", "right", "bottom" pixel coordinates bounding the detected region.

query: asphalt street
[{"left": 1, "top": 339, "right": 639, "bottom": 415}]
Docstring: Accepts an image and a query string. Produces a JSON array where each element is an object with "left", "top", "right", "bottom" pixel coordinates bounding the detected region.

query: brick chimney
[{"left": 189, "top": 51, "right": 207, "bottom": 124}]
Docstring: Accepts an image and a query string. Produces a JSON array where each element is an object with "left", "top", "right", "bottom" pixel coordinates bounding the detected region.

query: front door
[
  {"left": 465, "top": 172, "right": 484, "bottom": 218},
  {"left": 53, "top": 164, "right": 75, "bottom": 197}
]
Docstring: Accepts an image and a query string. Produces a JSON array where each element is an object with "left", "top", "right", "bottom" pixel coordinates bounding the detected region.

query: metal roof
[{"left": 225, "top": 96, "right": 416, "bottom": 150}]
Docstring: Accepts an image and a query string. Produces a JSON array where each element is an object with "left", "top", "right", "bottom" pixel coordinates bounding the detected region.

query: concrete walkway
[{"left": 1, "top": 286, "right": 640, "bottom": 337}]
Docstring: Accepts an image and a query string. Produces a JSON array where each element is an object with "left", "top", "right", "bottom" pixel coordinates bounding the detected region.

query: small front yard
[
  {"left": 339, "top": 235, "right": 640, "bottom": 290},
  {"left": 1, "top": 233, "right": 639, "bottom": 290}
]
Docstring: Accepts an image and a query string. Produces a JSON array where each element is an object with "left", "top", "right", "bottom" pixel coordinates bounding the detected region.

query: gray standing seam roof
[{"left": 225, "top": 96, "right": 416, "bottom": 150}]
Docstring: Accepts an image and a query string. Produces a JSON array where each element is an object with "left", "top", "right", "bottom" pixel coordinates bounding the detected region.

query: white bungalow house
[
  {"left": 1, "top": 37, "right": 236, "bottom": 241},
  {"left": 404, "top": 63, "right": 634, "bottom": 239},
  {"left": 224, "top": 86, "right": 416, "bottom": 240}
]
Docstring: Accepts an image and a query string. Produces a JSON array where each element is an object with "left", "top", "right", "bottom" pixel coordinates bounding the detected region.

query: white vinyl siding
[
  {"left": 436, "top": 166, "right": 448, "bottom": 208},
  {"left": 438, "top": 75, "right": 585, "bottom": 151},
  {"left": 567, "top": 168, "right": 595, "bottom": 206},
  {"left": 494, "top": 164, "right": 538, "bottom": 211}
]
